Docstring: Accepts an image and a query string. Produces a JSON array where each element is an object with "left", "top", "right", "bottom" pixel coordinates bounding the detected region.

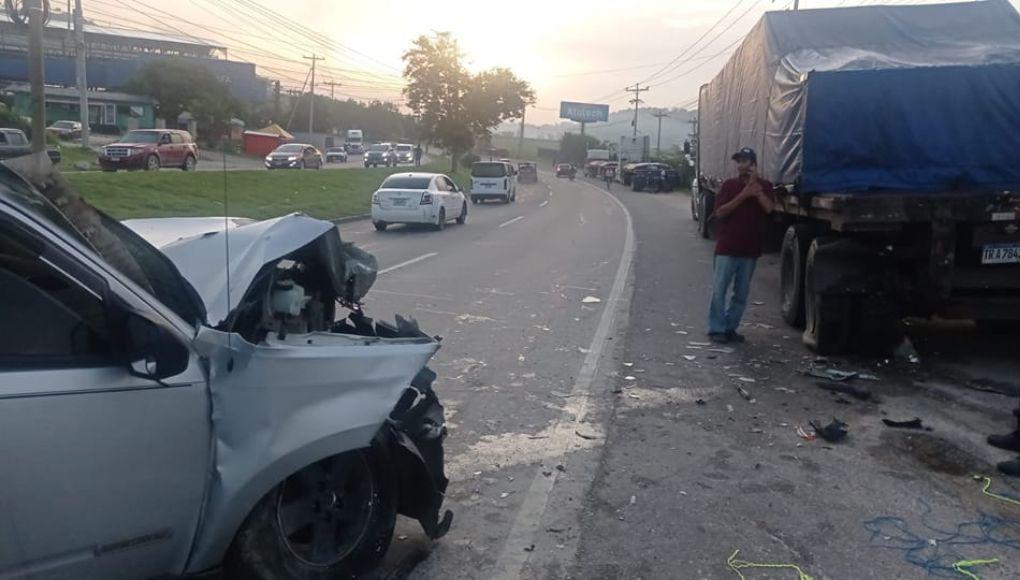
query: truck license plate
[{"left": 982, "top": 244, "right": 1020, "bottom": 264}]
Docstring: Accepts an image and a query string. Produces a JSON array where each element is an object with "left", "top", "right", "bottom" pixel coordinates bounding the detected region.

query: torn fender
[
  {"left": 387, "top": 367, "right": 453, "bottom": 539},
  {"left": 185, "top": 327, "right": 440, "bottom": 573}
]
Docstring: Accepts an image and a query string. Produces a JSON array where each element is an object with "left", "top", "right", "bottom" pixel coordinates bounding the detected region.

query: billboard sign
[{"left": 559, "top": 101, "right": 610, "bottom": 123}]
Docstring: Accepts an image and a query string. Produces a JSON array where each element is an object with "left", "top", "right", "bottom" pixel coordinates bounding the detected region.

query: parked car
[
  {"left": 470, "top": 161, "right": 516, "bottom": 204},
  {"left": 0, "top": 128, "right": 61, "bottom": 164},
  {"left": 518, "top": 162, "right": 538, "bottom": 184},
  {"left": 265, "top": 143, "right": 323, "bottom": 170},
  {"left": 98, "top": 129, "right": 198, "bottom": 171},
  {"left": 325, "top": 146, "right": 349, "bottom": 163},
  {"left": 364, "top": 143, "right": 396, "bottom": 167},
  {"left": 46, "top": 120, "right": 82, "bottom": 140},
  {"left": 0, "top": 155, "right": 452, "bottom": 579},
  {"left": 395, "top": 143, "right": 414, "bottom": 164},
  {"left": 371, "top": 172, "right": 467, "bottom": 231},
  {"left": 631, "top": 163, "right": 679, "bottom": 192},
  {"left": 555, "top": 163, "right": 576, "bottom": 179}
]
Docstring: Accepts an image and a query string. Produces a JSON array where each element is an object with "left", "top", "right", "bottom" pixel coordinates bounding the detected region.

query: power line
[{"left": 639, "top": 0, "right": 748, "bottom": 85}]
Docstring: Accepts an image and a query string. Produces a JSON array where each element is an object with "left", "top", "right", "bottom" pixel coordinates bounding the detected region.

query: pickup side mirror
[{"left": 124, "top": 313, "right": 189, "bottom": 380}]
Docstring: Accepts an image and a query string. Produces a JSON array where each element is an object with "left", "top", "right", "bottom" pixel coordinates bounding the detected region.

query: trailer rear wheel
[
  {"left": 698, "top": 191, "right": 715, "bottom": 239},
  {"left": 802, "top": 238, "right": 853, "bottom": 355},
  {"left": 780, "top": 225, "right": 814, "bottom": 328}
]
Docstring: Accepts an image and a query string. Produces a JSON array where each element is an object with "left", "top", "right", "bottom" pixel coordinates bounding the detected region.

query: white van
[{"left": 470, "top": 161, "right": 516, "bottom": 204}]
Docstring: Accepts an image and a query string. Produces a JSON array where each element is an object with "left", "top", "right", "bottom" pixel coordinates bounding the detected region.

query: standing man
[
  {"left": 413, "top": 144, "right": 423, "bottom": 167},
  {"left": 707, "top": 147, "right": 774, "bottom": 343}
]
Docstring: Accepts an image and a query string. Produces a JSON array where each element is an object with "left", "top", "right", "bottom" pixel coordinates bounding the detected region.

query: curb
[{"left": 332, "top": 213, "right": 371, "bottom": 225}]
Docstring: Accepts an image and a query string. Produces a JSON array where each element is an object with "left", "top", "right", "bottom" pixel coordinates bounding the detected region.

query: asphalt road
[
  {"left": 340, "top": 174, "right": 1020, "bottom": 579},
  {"left": 334, "top": 173, "right": 631, "bottom": 579}
]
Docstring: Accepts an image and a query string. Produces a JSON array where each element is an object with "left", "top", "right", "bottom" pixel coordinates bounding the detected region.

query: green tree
[
  {"left": 122, "top": 59, "right": 239, "bottom": 142},
  {"left": 560, "top": 132, "right": 605, "bottom": 165},
  {"left": 402, "top": 33, "right": 535, "bottom": 171}
]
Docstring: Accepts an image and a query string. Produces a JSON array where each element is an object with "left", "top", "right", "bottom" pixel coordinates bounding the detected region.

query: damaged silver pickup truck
[{"left": 0, "top": 154, "right": 452, "bottom": 579}]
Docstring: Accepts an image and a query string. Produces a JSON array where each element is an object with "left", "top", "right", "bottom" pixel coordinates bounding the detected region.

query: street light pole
[{"left": 26, "top": 0, "right": 46, "bottom": 152}]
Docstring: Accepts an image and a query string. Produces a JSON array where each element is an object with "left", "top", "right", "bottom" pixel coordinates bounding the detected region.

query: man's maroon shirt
[{"left": 712, "top": 176, "right": 774, "bottom": 258}]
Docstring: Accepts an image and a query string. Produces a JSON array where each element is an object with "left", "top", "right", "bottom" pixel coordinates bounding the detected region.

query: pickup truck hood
[{"left": 125, "top": 214, "right": 374, "bottom": 328}]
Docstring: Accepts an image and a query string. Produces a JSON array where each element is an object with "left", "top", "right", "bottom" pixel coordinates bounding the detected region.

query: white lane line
[
  {"left": 539, "top": 200, "right": 549, "bottom": 208},
  {"left": 493, "top": 178, "right": 636, "bottom": 577},
  {"left": 498, "top": 216, "right": 525, "bottom": 228},
  {"left": 377, "top": 252, "right": 438, "bottom": 275}
]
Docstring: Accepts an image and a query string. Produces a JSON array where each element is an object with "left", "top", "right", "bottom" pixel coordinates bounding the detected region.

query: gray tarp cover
[{"left": 697, "top": 0, "right": 1020, "bottom": 193}]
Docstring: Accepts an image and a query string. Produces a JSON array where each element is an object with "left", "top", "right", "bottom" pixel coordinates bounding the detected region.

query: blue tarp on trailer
[{"left": 697, "top": 0, "right": 1020, "bottom": 194}]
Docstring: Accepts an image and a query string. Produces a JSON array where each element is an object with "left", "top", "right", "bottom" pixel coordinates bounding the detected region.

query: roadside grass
[
  {"left": 56, "top": 145, "right": 99, "bottom": 170},
  {"left": 65, "top": 162, "right": 468, "bottom": 220}
]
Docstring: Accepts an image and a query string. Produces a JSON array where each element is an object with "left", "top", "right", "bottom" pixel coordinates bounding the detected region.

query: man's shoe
[
  {"left": 997, "top": 456, "right": 1020, "bottom": 477},
  {"left": 708, "top": 333, "right": 730, "bottom": 344},
  {"left": 726, "top": 331, "right": 746, "bottom": 343},
  {"left": 988, "top": 431, "right": 1020, "bottom": 452}
]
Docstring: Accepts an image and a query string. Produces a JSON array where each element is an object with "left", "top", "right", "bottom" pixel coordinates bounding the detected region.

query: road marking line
[
  {"left": 492, "top": 177, "right": 636, "bottom": 578},
  {"left": 377, "top": 252, "right": 438, "bottom": 275},
  {"left": 539, "top": 200, "right": 549, "bottom": 208},
  {"left": 498, "top": 216, "right": 525, "bottom": 228}
]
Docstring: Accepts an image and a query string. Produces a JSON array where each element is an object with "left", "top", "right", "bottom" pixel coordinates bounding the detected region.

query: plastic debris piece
[
  {"left": 683, "top": 355, "right": 697, "bottom": 361},
  {"left": 752, "top": 301, "right": 765, "bottom": 306},
  {"left": 737, "top": 387, "right": 756, "bottom": 403},
  {"left": 689, "top": 341, "right": 712, "bottom": 347},
  {"left": 575, "top": 430, "right": 597, "bottom": 440},
  {"left": 738, "top": 377, "right": 756, "bottom": 383},
  {"left": 796, "top": 426, "right": 816, "bottom": 441},
  {"left": 882, "top": 417, "right": 927, "bottom": 430},
  {"left": 806, "top": 368, "right": 858, "bottom": 382},
  {"left": 582, "top": 296, "right": 602, "bottom": 304},
  {"left": 624, "top": 375, "right": 637, "bottom": 381},
  {"left": 810, "top": 418, "right": 849, "bottom": 443},
  {"left": 623, "top": 362, "right": 634, "bottom": 367}
]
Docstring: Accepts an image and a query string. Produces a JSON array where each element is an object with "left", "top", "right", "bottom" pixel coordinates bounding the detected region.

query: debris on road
[
  {"left": 582, "top": 296, "right": 602, "bottom": 304},
  {"left": 894, "top": 337, "right": 921, "bottom": 364},
  {"left": 683, "top": 355, "right": 697, "bottom": 361},
  {"left": 623, "top": 362, "right": 634, "bottom": 367},
  {"left": 805, "top": 368, "right": 858, "bottom": 382},
  {"left": 737, "top": 387, "right": 756, "bottom": 403},
  {"left": 696, "top": 399, "right": 707, "bottom": 406},
  {"left": 689, "top": 341, "right": 712, "bottom": 347},
  {"left": 775, "top": 387, "right": 796, "bottom": 394},
  {"left": 810, "top": 418, "right": 849, "bottom": 443},
  {"left": 737, "top": 377, "right": 756, "bottom": 383},
  {"left": 796, "top": 426, "right": 817, "bottom": 441},
  {"left": 815, "top": 381, "right": 872, "bottom": 401},
  {"left": 751, "top": 301, "right": 765, "bottom": 306},
  {"left": 882, "top": 417, "right": 930, "bottom": 430},
  {"left": 575, "top": 430, "right": 597, "bottom": 440}
]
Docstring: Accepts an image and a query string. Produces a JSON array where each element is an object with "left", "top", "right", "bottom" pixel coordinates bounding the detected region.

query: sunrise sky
[{"left": 80, "top": 0, "right": 1019, "bottom": 124}]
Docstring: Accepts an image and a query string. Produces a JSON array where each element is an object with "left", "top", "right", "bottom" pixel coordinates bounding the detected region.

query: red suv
[{"left": 98, "top": 129, "right": 199, "bottom": 172}]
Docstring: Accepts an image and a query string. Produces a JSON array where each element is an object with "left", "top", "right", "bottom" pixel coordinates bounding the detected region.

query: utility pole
[
  {"left": 625, "top": 83, "right": 649, "bottom": 138},
  {"left": 26, "top": 0, "right": 46, "bottom": 152},
  {"left": 323, "top": 80, "right": 342, "bottom": 101},
  {"left": 653, "top": 110, "right": 669, "bottom": 156},
  {"left": 273, "top": 80, "right": 281, "bottom": 120},
  {"left": 793, "top": 0, "right": 799, "bottom": 9},
  {"left": 302, "top": 53, "right": 324, "bottom": 133},
  {"left": 517, "top": 106, "right": 526, "bottom": 159},
  {"left": 74, "top": 0, "right": 89, "bottom": 147}
]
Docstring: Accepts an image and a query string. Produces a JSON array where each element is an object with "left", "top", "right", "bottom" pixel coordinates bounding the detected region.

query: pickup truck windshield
[
  {"left": 471, "top": 163, "right": 507, "bottom": 178},
  {"left": 119, "top": 131, "right": 160, "bottom": 144}
]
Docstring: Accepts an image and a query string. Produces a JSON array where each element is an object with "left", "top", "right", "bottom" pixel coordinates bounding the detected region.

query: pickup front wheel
[{"left": 225, "top": 449, "right": 397, "bottom": 580}]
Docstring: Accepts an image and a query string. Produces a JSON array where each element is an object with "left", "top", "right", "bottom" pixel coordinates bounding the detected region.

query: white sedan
[{"left": 371, "top": 172, "right": 468, "bottom": 231}]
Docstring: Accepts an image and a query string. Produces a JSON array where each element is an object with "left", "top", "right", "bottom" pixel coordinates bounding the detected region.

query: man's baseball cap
[{"left": 731, "top": 147, "right": 757, "bottom": 163}]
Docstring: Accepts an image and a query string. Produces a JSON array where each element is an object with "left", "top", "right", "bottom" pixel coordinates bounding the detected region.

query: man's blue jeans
[{"left": 708, "top": 255, "right": 757, "bottom": 335}]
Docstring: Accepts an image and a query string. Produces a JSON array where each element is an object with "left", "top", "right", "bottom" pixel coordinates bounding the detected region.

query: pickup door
[{"left": 0, "top": 212, "right": 210, "bottom": 579}]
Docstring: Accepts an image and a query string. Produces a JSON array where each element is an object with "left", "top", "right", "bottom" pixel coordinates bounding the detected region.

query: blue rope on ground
[{"left": 863, "top": 498, "right": 1020, "bottom": 578}]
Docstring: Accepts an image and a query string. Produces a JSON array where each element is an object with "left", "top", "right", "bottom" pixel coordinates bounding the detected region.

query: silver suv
[{"left": 0, "top": 154, "right": 452, "bottom": 579}]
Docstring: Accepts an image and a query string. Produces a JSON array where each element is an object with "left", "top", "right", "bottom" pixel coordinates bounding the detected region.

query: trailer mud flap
[{"left": 388, "top": 367, "right": 453, "bottom": 540}]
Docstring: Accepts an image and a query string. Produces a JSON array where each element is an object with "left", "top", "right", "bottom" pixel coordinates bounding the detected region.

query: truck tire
[
  {"left": 780, "top": 225, "right": 814, "bottom": 328},
  {"left": 698, "top": 191, "right": 715, "bottom": 239},
  {"left": 802, "top": 238, "right": 854, "bottom": 355},
  {"left": 224, "top": 449, "right": 397, "bottom": 580}
]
